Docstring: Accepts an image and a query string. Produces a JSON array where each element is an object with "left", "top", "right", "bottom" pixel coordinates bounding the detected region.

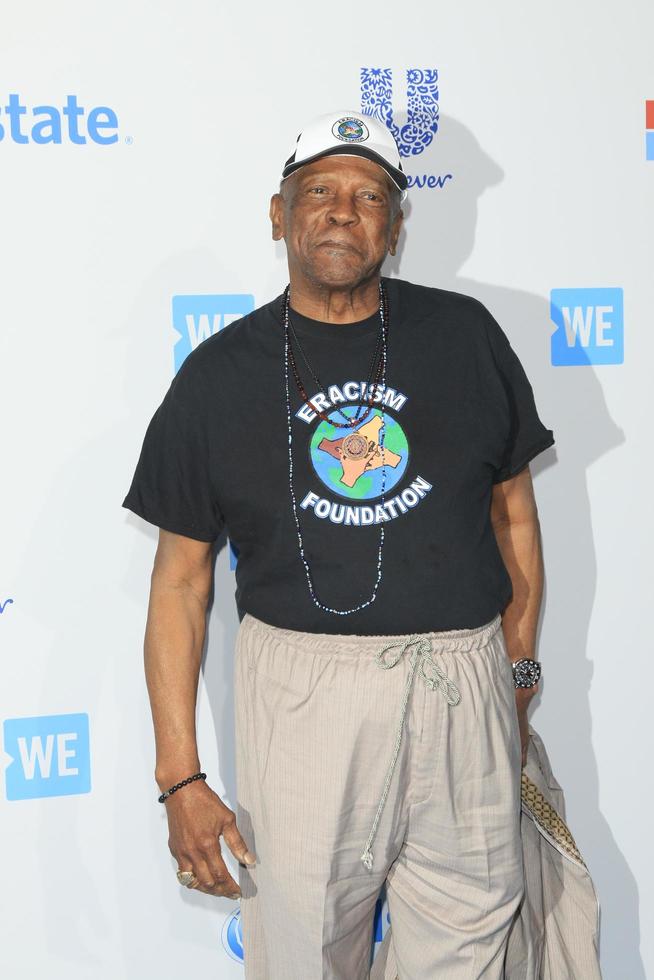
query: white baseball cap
[{"left": 281, "top": 109, "right": 408, "bottom": 202}]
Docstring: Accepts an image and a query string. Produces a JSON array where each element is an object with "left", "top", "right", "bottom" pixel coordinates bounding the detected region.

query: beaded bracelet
[{"left": 157, "top": 771, "right": 206, "bottom": 803}]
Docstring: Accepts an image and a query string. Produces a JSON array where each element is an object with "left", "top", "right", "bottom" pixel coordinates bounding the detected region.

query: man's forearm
[
  {"left": 492, "top": 516, "right": 544, "bottom": 662},
  {"left": 145, "top": 577, "right": 209, "bottom": 790}
]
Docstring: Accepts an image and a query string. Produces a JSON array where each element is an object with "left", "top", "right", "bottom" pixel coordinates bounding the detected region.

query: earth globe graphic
[{"left": 309, "top": 406, "right": 409, "bottom": 500}]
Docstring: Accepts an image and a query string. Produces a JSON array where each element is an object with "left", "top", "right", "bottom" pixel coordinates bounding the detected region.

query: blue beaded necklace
[{"left": 282, "top": 280, "right": 390, "bottom": 615}]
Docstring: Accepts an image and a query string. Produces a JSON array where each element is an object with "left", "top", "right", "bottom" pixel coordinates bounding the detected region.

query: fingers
[
  {"left": 177, "top": 859, "right": 241, "bottom": 899},
  {"left": 189, "top": 876, "right": 241, "bottom": 899},
  {"left": 166, "top": 789, "right": 256, "bottom": 900},
  {"left": 204, "top": 834, "right": 245, "bottom": 897},
  {"left": 174, "top": 839, "right": 240, "bottom": 899},
  {"left": 222, "top": 811, "right": 257, "bottom": 867},
  {"left": 200, "top": 851, "right": 241, "bottom": 897},
  {"left": 186, "top": 838, "right": 242, "bottom": 898}
]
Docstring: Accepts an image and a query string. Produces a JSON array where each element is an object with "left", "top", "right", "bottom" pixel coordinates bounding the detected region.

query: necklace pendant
[{"left": 341, "top": 432, "right": 370, "bottom": 460}]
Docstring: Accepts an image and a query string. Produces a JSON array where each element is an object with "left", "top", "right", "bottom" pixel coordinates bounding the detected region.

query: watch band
[{"left": 512, "top": 657, "right": 542, "bottom": 689}]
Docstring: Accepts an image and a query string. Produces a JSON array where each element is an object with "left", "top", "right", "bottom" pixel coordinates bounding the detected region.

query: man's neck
[{"left": 288, "top": 276, "right": 381, "bottom": 323}]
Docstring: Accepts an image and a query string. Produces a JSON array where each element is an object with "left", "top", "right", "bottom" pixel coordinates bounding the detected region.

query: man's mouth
[{"left": 315, "top": 240, "right": 357, "bottom": 252}]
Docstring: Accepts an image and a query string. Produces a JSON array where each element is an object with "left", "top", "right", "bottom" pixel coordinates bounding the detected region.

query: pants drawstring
[{"left": 360, "top": 635, "right": 462, "bottom": 871}]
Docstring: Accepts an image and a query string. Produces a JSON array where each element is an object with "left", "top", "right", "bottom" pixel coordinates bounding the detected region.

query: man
[{"left": 122, "top": 109, "right": 554, "bottom": 979}]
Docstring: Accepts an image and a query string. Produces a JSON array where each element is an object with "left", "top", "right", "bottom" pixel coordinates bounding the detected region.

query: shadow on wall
[{"left": 379, "top": 111, "right": 633, "bottom": 980}]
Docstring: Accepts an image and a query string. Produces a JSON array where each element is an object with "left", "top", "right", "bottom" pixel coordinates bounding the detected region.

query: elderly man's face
[{"left": 270, "top": 155, "right": 403, "bottom": 289}]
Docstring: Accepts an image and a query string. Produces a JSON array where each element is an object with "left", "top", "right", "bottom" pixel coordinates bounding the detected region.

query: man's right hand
[{"left": 164, "top": 780, "right": 256, "bottom": 899}]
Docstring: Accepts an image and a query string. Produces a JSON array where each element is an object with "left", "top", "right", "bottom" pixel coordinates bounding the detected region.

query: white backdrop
[{"left": 2, "top": 2, "right": 652, "bottom": 977}]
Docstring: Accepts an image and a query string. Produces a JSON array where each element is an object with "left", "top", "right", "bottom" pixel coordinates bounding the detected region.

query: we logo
[
  {"left": 4, "top": 713, "right": 91, "bottom": 800},
  {"left": 550, "top": 288, "right": 624, "bottom": 365},
  {"left": 172, "top": 294, "right": 255, "bottom": 373}
]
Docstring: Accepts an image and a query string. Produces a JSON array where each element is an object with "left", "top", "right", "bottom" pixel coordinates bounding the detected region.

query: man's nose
[{"left": 325, "top": 191, "right": 359, "bottom": 224}]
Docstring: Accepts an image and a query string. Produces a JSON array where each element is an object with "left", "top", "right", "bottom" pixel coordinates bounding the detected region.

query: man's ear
[
  {"left": 270, "top": 193, "right": 285, "bottom": 241},
  {"left": 389, "top": 210, "right": 404, "bottom": 256}
]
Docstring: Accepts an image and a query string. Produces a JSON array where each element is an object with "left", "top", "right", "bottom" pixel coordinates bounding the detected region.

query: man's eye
[{"left": 308, "top": 186, "right": 327, "bottom": 194}]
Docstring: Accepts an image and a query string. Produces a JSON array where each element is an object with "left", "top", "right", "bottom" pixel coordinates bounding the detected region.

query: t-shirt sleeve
[
  {"left": 121, "top": 354, "right": 226, "bottom": 542},
  {"left": 481, "top": 306, "right": 555, "bottom": 484}
]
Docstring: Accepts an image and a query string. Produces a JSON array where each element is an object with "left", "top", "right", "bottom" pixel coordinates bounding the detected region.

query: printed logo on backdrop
[
  {"left": 0, "top": 597, "right": 14, "bottom": 614},
  {"left": 220, "top": 894, "right": 391, "bottom": 965},
  {"left": 296, "top": 383, "right": 434, "bottom": 525},
  {"left": 172, "top": 294, "right": 255, "bottom": 374},
  {"left": 646, "top": 100, "right": 654, "bottom": 160},
  {"left": 172, "top": 293, "right": 255, "bottom": 570},
  {"left": 3, "top": 713, "right": 91, "bottom": 800},
  {"left": 550, "top": 288, "right": 624, "bottom": 365},
  {"left": 372, "top": 893, "right": 392, "bottom": 947},
  {"left": 0, "top": 94, "right": 119, "bottom": 144},
  {"left": 360, "top": 68, "right": 452, "bottom": 191},
  {"left": 221, "top": 908, "right": 244, "bottom": 962}
]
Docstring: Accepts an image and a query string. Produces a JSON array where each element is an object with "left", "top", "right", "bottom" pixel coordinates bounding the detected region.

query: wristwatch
[{"left": 512, "top": 658, "right": 542, "bottom": 689}]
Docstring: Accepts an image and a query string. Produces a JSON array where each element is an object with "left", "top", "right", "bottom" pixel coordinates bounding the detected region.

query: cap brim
[{"left": 281, "top": 145, "right": 408, "bottom": 198}]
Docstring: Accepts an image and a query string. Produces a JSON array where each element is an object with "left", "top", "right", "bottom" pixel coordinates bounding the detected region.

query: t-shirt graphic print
[{"left": 296, "top": 379, "right": 431, "bottom": 528}]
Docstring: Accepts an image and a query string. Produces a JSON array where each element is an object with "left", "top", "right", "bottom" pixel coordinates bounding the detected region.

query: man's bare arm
[
  {"left": 490, "top": 465, "right": 543, "bottom": 767},
  {"left": 489, "top": 465, "right": 544, "bottom": 663},
  {"left": 146, "top": 528, "right": 213, "bottom": 789},
  {"left": 145, "top": 528, "right": 255, "bottom": 899}
]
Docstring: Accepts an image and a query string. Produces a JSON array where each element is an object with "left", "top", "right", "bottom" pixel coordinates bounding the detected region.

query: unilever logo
[
  {"left": 4, "top": 712, "right": 91, "bottom": 800},
  {"left": 361, "top": 68, "right": 451, "bottom": 191},
  {"left": 0, "top": 94, "right": 119, "bottom": 144},
  {"left": 550, "top": 288, "right": 624, "bottom": 365}
]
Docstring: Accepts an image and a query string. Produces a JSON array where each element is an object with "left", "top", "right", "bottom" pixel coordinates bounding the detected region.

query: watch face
[{"left": 512, "top": 659, "right": 541, "bottom": 688}]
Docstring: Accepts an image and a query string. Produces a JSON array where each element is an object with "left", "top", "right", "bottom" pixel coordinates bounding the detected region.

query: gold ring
[{"left": 176, "top": 868, "right": 198, "bottom": 887}]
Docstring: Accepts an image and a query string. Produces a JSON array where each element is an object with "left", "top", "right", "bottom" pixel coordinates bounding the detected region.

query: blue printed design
[
  {"left": 550, "top": 288, "right": 624, "bottom": 365},
  {"left": 4, "top": 713, "right": 91, "bottom": 800},
  {"left": 361, "top": 68, "right": 439, "bottom": 158},
  {"left": 372, "top": 893, "right": 391, "bottom": 944},
  {"left": 172, "top": 293, "right": 255, "bottom": 374},
  {"left": 221, "top": 908, "right": 244, "bottom": 962}
]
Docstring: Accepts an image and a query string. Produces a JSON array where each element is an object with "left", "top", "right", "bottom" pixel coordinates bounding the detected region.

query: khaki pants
[{"left": 234, "top": 610, "right": 524, "bottom": 979}]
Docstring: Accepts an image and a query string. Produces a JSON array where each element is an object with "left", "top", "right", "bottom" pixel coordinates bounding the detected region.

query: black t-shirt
[{"left": 122, "top": 276, "right": 555, "bottom": 634}]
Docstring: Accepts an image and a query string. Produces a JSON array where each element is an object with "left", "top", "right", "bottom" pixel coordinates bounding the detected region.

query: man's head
[{"left": 270, "top": 111, "right": 406, "bottom": 294}]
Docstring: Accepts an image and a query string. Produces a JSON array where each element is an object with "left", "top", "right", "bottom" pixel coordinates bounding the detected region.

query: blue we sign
[
  {"left": 172, "top": 294, "right": 255, "bottom": 374},
  {"left": 4, "top": 713, "right": 91, "bottom": 800},
  {"left": 550, "top": 288, "right": 624, "bottom": 365}
]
